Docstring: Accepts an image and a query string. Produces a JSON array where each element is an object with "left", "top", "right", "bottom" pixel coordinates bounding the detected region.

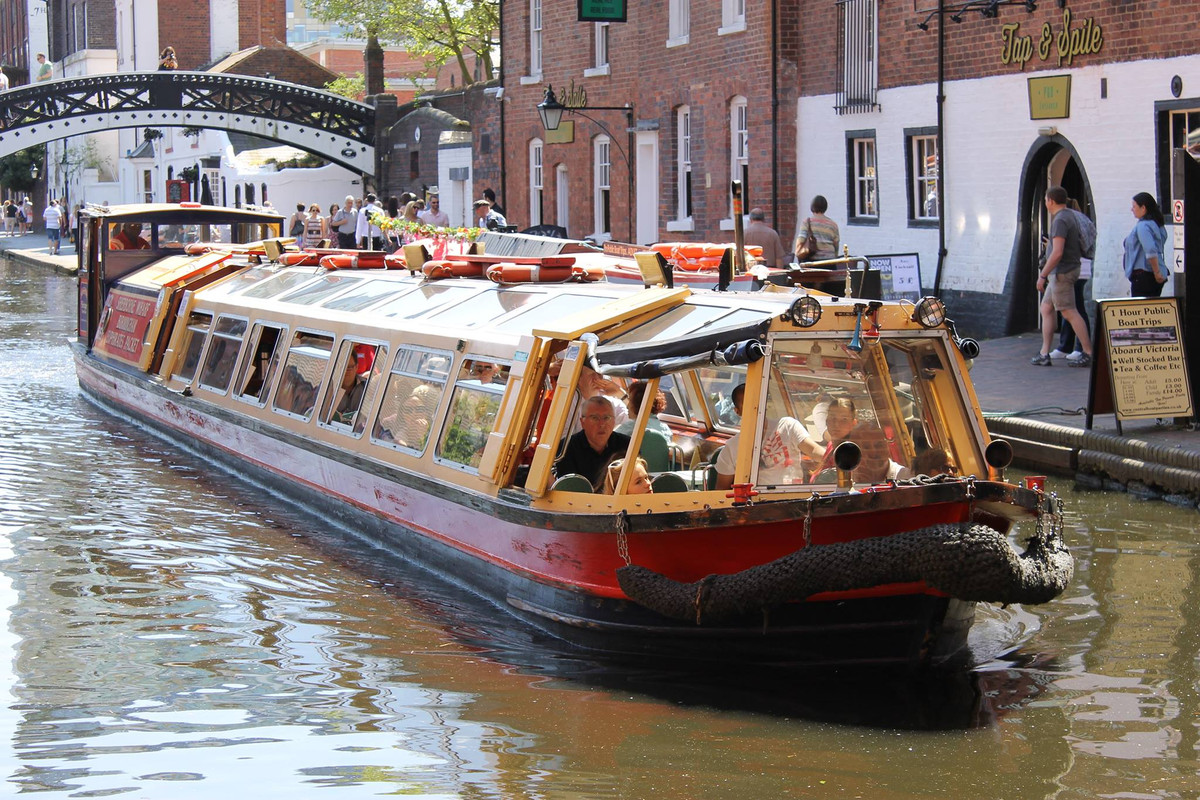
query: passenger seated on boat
[
  {"left": 331, "top": 344, "right": 375, "bottom": 425},
  {"left": 851, "top": 425, "right": 911, "bottom": 484},
  {"left": 615, "top": 380, "right": 672, "bottom": 438},
  {"left": 807, "top": 396, "right": 859, "bottom": 482},
  {"left": 911, "top": 447, "right": 956, "bottom": 476},
  {"left": 714, "top": 384, "right": 824, "bottom": 490},
  {"left": 463, "top": 360, "right": 499, "bottom": 385},
  {"left": 601, "top": 457, "right": 653, "bottom": 495},
  {"left": 110, "top": 223, "right": 150, "bottom": 250},
  {"left": 375, "top": 383, "right": 440, "bottom": 448},
  {"left": 553, "top": 396, "right": 632, "bottom": 489}
]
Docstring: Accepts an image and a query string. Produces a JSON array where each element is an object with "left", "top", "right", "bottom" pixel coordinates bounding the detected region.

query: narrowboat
[{"left": 72, "top": 203, "right": 1072, "bottom": 670}]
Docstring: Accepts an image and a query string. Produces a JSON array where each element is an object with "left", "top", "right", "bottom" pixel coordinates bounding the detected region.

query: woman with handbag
[
  {"left": 1122, "top": 191, "right": 1168, "bottom": 298},
  {"left": 794, "top": 195, "right": 840, "bottom": 263}
]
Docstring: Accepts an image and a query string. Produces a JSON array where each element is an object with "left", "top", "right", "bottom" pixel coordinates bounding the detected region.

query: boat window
[
  {"left": 605, "top": 304, "right": 730, "bottom": 344},
  {"left": 234, "top": 322, "right": 286, "bottom": 405},
  {"left": 371, "top": 346, "right": 453, "bottom": 453},
  {"left": 419, "top": 289, "right": 538, "bottom": 328},
  {"left": 173, "top": 311, "right": 212, "bottom": 382},
  {"left": 320, "top": 280, "right": 410, "bottom": 312},
  {"left": 373, "top": 284, "right": 478, "bottom": 319},
  {"left": 239, "top": 271, "right": 320, "bottom": 299},
  {"left": 202, "top": 267, "right": 278, "bottom": 299},
  {"left": 278, "top": 274, "right": 365, "bottom": 306},
  {"left": 435, "top": 363, "right": 512, "bottom": 472},
  {"left": 155, "top": 223, "right": 193, "bottom": 250},
  {"left": 697, "top": 367, "right": 747, "bottom": 429},
  {"left": 745, "top": 335, "right": 958, "bottom": 488},
  {"left": 271, "top": 332, "right": 334, "bottom": 421},
  {"left": 489, "top": 293, "right": 596, "bottom": 332},
  {"left": 197, "top": 316, "right": 247, "bottom": 394},
  {"left": 320, "top": 340, "right": 388, "bottom": 436}
]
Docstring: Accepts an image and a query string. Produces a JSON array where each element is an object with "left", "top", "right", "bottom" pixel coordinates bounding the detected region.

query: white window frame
[
  {"left": 850, "top": 136, "right": 878, "bottom": 220},
  {"left": 723, "top": 97, "right": 749, "bottom": 226},
  {"left": 667, "top": 106, "right": 693, "bottom": 232},
  {"left": 521, "top": 0, "right": 544, "bottom": 85},
  {"left": 529, "top": 138, "right": 544, "bottom": 227},
  {"left": 909, "top": 133, "right": 938, "bottom": 222},
  {"left": 667, "top": 0, "right": 691, "bottom": 46},
  {"left": 593, "top": 135, "right": 612, "bottom": 242},
  {"left": 556, "top": 164, "right": 569, "bottom": 233},
  {"left": 838, "top": 0, "right": 879, "bottom": 112},
  {"left": 584, "top": 22, "right": 611, "bottom": 76},
  {"left": 720, "top": 0, "right": 746, "bottom": 35}
]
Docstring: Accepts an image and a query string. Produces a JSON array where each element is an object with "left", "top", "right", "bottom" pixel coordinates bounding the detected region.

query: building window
[
  {"left": 530, "top": 139, "right": 544, "bottom": 227},
  {"left": 905, "top": 128, "right": 938, "bottom": 224},
  {"left": 1156, "top": 102, "right": 1200, "bottom": 209},
  {"left": 721, "top": 0, "right": 745, "bottom": 33},
  {"left": 847, "top": 131, "right": 878, "bottom": 222},
  {"left": 595, "top": 22, "right": 609, "bottom": 69},
  {"left": 668, "top": 0, "right": 690, "bottom": 44},
  {"left": 556, "top": 164, "right": 569, "bottom": 232},
  {"left": 530, "top": 0, "right": 543, "bottom": 77},
  {"left": 142, "top": 169, "right": 154, "bottom": 203},
  {"left": 594, "top": 136, "right": 612, "bottom": 240},
  {"left": 836, "top": 0, "right": 878, "bottom": 114},
  {"left": 730, "top": 97, "right": 749, "bottom": 216},
  {"left": 676, "top": 106, "right": 693, "bottom": 222}
]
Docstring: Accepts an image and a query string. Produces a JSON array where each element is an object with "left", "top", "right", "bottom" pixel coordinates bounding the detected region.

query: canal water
[{"left": 2, "top": 260, "right": 1198, "bottom": 799}]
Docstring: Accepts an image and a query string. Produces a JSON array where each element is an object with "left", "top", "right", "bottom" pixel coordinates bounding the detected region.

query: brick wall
[
  {"left": 161, "top": 0, "right": 209, "bottom": 69},
  {"left": 499, "top": 0, "right": 798, "bottom": 244}
]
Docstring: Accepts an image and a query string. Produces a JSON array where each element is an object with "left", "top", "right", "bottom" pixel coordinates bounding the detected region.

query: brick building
[
  {"left": 499, "top": 0, "right": 798, "bottom": 244},
  {"left": 796, "top": 0, "right": 1200, "bottom": 337}
]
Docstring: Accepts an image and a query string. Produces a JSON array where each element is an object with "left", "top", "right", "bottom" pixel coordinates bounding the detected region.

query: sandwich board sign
[
  {"left": 1086, "top": 297, "right": 1194, "bottom": 430},
  {"left": 866, "top": 253, "right": 921, "bottom": 302}
]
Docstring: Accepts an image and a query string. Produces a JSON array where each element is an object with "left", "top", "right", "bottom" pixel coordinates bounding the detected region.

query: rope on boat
[{"left": 615, "top": 523, "right": 1073, "bottom": 625}]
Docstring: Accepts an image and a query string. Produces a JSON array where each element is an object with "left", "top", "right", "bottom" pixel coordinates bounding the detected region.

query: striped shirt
[{"left": 796, "top": 214, "right": 841, "bottom": 261}]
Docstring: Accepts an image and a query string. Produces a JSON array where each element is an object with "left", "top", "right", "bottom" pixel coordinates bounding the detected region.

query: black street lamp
[
  {"left": 29, "top": 162, "right": 39, "bottom": 180},
  {"left": 537, "top": 85, "right": 636, "bottom": 241}
]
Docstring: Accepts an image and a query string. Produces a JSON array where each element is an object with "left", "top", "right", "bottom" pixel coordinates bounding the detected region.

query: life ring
[
  {"left": 422, "top": 259, "right": 484, "bottom": 279},
  {"left": 486, "top": 263, "right": 574, "bottom": 284},
  {"left": 675, "top": 243, "right": 709, "bottom": 259},
  {"left": 319, "top": 253, "right": 389, "bottom": 270},
  {"left": 276, "top": 252, "right": 322, "bottom": 266},
  {"left": 572, "top": 264, "right": 606, "bottom": 282},
  {"left": 383, "top": 253, "right": 407, "bottom": 270},
  {"left": 185, "top": 242, "right": 212, "bottom": 255}
]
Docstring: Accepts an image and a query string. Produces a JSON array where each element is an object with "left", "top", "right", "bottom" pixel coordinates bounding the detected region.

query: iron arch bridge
[{"left": 0, "top": 71, "right": 376, "bottom": 174}]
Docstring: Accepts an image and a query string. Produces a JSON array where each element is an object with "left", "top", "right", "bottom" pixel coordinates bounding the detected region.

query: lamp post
[
  {"left": 538, "top": 85, "right": 636, "bottom": 243},
  {"left": 30, "top": 162, "right": 39, "bottom": 180}
]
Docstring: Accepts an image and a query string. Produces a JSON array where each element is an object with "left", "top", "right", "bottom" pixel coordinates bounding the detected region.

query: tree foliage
[
  {"left": 0, "top": 145, "right": 46, "bottom": 194},
  {"left": 325, "top": 73, "right": 366, "bottom": 101},
  {"left": 305, "top": 0, "right": 498, "bottom": 88}
]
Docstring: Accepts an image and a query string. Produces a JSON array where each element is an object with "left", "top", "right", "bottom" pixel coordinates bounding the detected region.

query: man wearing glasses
[
  {"left": 418, "top": 194, "right": 450, "bottom": 227},
  {"left": 554, "top": 396, "right": 631, "bottom": 489}
]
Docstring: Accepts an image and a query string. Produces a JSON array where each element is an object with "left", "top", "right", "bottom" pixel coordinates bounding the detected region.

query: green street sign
[{"left": 578, "top": 0, "right": 626, "bottom": 22}]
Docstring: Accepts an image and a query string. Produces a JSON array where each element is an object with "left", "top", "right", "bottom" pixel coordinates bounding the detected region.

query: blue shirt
[{"left": 1122, "top": 219, "right": 1167, "bottom": 280}]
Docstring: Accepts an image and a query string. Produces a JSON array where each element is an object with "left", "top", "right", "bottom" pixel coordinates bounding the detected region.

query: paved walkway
[{"left": 3, "top": 232, "right": 1198, "bottom": 504}]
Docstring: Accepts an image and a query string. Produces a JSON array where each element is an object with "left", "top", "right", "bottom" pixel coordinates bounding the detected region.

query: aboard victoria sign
[{"left": 1000, "top": 9, "right": 1103, "bottom": 70}]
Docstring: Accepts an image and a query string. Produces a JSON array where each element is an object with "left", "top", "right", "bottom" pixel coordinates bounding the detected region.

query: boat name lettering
[
  {"left": 114, "top": 295, "right": 153, "bottom": 316},
  {"left": 1000, "top": 10, "right": 1103, "bottom": 70}
]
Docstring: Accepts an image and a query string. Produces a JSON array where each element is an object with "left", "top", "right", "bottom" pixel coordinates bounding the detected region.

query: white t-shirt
[
  {"left": 716, "top": 417, "right": 815, "bottom": 486},
  {"left": 43, "top": 205, "right": 62, "bottom": 229}
]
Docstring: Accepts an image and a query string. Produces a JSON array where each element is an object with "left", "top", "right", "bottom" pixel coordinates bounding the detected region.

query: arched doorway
[{"left": 1006, "top": 135, "right": 1094, "bottom": 334}]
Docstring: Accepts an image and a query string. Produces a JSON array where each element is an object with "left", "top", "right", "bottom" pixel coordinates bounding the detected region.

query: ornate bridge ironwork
[{"left": 0, "top": 71, "right": 376, "bottom": 173}]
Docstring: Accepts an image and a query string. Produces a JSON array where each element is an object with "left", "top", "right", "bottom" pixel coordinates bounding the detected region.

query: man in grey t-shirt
[{"left": 1031, "top": 186, "right": 1093, "bottom": 368}]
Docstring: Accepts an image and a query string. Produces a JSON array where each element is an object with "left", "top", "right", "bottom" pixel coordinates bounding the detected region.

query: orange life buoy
[
  {"left": 276, "top": 252, "right": 322, "bottom": 266},
  {"left": 422, "top": 259, "right": 484, "bottom": 279},
  {"left": 320, "top": 253, "right": 389, "bottom": 270},
  {"left": 676, "top": 243, "right": 708, "bottom": 259},
  {"left": 650, "top": 242, "right": 675, "bottom": 257},
  {"left": 185, "top": 242, "right": 212, "bottom": 255},
  {"left": 572, "top": 264, "right": 606, "bottom": 282},
  {"left": 485, "top": 263, "right": 574, "bottom": 284}
]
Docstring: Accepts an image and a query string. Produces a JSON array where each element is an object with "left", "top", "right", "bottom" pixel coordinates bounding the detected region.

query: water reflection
[{"left": 4, "top": 262, "right": 1200, "bottom": 798}]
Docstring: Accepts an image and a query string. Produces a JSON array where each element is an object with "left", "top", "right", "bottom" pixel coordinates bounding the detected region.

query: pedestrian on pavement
[
  {"left": 482, "top": 188, "right": 505, "bottom": 219},
  {"left": 1031, "top": 186, "right": 1093, "bottom": 368},
  {"left": 331, "top": 195, "right": 358, "bottom": 249},
  {"left": 1050, "top": 198, "right": 1096, "bottom": 363},
  {"left": 286, "top": 203, "right": 305, "bottom": 240},
  {"left": 0, "top": 68, "right": 9, "bottom": 93},
  {"left": 1122, "top": 191, "right": 1168, "bottom": 298},
  {"left": 794, "top": 195, "right": 840, "bottom": 262},
  {"left": 34, "top": 53, "right": 51, "bottom": 82},
  {"left": 473, "top": 199, "right": 506, "bottom": 230},
  {"left": 303, "top": 203, "right": 324, "bottom": 248},
  {"left": 43, "top": 199, "right": 62, "bottom": 255},
  {"left": 418, "top": 194, "right": 450, "bottom": 227},
  {"left": 743, "top": 207, "right": 788, "bottom": 268},
  {"left": 2, "top": 201, "right": 15, "bottom": 236},
  {"left": 21, "top": 198, "right": 32, "bottom": 235},
  {"left": 69, "top": 204, "right": 80, "bottom": 246},
  {"left": 356, "top": 193, "right": 384, "bottom": 250}
]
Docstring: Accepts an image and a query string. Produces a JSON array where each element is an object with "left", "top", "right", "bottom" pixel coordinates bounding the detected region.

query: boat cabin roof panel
[{"left": 82, "top": 203, "right": 283, "bottom": 226}]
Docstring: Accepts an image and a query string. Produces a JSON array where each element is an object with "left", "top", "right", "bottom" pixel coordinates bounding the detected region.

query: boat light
[
  {"left": 783, "top": 295, "right": 822, "bottom": 328},
  {"left": 913, "top": 297, "right": 947, "bottom": 328}
]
